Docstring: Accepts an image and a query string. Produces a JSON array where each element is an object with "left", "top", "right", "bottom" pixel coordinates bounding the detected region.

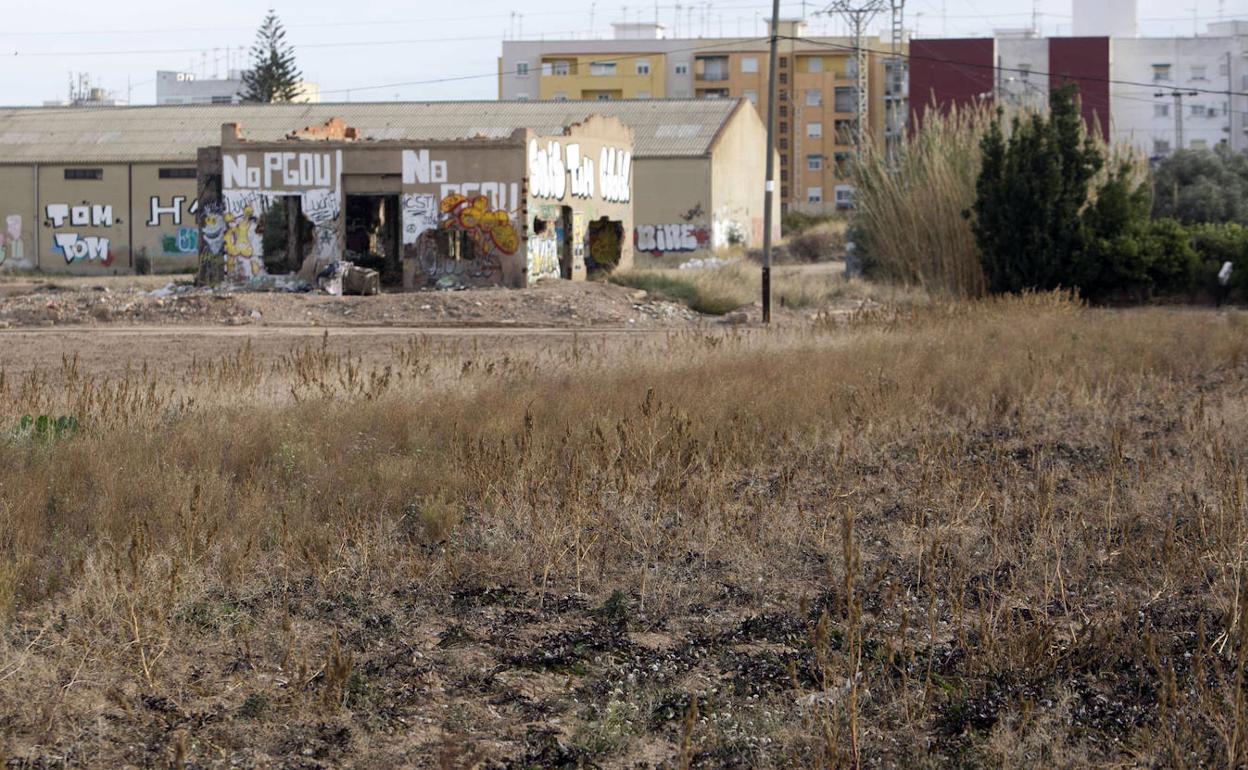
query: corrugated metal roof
[{"left": 0, "top": 99, "right": 747, "bottom": 164}]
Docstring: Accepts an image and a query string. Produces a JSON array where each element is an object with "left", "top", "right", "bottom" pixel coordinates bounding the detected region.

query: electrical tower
[
  {"left": 824, "top": 1, "right": 887, "bottom": 160},
  {"left": 886, "top": 1, "right": 906, "bottom": 164}
]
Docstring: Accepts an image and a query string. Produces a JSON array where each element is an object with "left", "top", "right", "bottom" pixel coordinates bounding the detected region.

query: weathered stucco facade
[{"left": 193, "top": 115, "right": 633, "bottom": 288}]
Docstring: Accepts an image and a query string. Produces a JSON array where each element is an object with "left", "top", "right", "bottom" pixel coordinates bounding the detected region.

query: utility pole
[
  {"left": 1156, "top": 89, "right": 1199, "bottom": 152},
  {"left": 761, "top": 0, "right": 781, "bottom": 324}
]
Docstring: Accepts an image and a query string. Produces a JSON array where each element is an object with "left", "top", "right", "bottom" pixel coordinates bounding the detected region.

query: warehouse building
[{"left": 0, "top": 99, "right": 775, "bottom": 278}]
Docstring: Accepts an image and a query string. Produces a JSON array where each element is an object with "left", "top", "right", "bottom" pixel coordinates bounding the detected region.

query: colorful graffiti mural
[
  {"left": 441, "top": 194, "right": 518, "bottom": 255},
  {"left": 635, "top": 223, "right": 710, "bottom": 254},
  {"left": 222, "top": 206, "right": 264, "bottom": 281},
  {"left": 527, "top": 235, "right": 560, "bottom": 283},
  {"left": 0, "top": 215, "right": 29, "bottom": 268}
]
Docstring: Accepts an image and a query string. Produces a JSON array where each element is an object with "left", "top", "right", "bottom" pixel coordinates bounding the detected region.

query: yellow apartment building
[{"left": 500, "top": 19, "right": 906, "bottom": 213}]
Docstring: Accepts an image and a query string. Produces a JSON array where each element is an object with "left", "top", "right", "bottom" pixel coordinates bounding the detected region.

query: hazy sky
[{"left": 1, "top": 0, "right": 1244, "bottom": 106}]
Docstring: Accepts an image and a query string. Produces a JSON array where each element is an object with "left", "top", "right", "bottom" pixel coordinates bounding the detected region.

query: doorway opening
[
  {"left": 257, "top": 196, "right": 312, "bottom": 274},
  {"left": 345, "top": 194, "right": 402, "bottom": 285}
]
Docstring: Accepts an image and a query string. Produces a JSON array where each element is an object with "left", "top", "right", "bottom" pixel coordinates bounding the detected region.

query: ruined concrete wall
[
  {"left": 130, "top": 164, "right": 199, "bottom": 274},
  {"left": 396, "top": 140, "right": 527, "bottom": 289},
  {"left": 526, "top": 114, "right": 634, "bottom": 283}
]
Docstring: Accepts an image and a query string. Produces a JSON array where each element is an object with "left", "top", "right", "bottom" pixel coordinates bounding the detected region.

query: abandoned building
[
  {"left": 198, "top": 115, "right": 633, "bottom": 288},
  {"left": 0, "top": 99, "right": 776, "bottom": 278}
]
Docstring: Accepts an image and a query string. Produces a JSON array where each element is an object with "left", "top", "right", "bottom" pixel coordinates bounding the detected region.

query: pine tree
[{"left": 239, "top": 11, "right": 303, "bottom": 103}]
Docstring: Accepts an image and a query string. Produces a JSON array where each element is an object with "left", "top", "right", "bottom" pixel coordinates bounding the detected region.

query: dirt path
[{"left": 0, "top": 324, "right": 668, "bottom": 378}]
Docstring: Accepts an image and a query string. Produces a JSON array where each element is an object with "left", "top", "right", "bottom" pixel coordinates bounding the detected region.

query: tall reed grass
[{"left": 853, "top": 104, "right": 995, "bottom": 299}]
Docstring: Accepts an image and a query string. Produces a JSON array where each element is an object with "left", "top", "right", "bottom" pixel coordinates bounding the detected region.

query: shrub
[
  {"left": 1152, "top": 146, "right": 1248, "bottom": 225},
  {"left": 786, "top": 227, "right": 844, "bottom": 263},
  {"left": 1189, "top": 222, "right": 1248, "bottom": 298},
  {"left": 974, "top": 84, "right": 1105, "bottom": 295}
]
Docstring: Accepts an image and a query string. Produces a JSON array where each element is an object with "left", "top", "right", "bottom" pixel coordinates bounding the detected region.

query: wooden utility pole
[{"left": 761, "top": 0, "right": 780, "bottom": 323}]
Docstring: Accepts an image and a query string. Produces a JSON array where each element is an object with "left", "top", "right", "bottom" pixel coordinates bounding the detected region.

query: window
[
  {"left": 833, "top": 152, "right": 851, "bottom": 175},
  {"left": 675, "top": 62, "right": 689, "bottom": 75},
  {"left": 834, "top": 87, "right": 855, "bottom": 112},
  {"left": 807, "top": 57, "right": 823, "bottom": 74},
  {"left": 636, "top": 91, "right": 651, "bottom": 99},
  {"left": 553, "top": 60, "right": 571, "bottom": 76},
  {"left": 779, "top": 138, "right": 788, "bottom": 150},
  {"left": 1191, "top": 65, "right": 1206, "bottom": 81},
  {"left": 158, "top": 168, "right": 196, "bottom": 179},
  {"left": 636, "top": 59, "right": 651, "bottom": 75},
  {"left": 1018, "top": 63, "right": 1031, "bottom": 81},
  {"left": 807, "top": 186, "right": 823, "bottom": 203},
  {"left": 806, "top": 89, "right": 822, "bottom": 106},
  {"left": 743, "top": 89, "right": 758, "bottom": 105},
  {"left": 590, "top": 61, "right": 617, "bottom": 76},
  {"left": 1153, "top": 63, "right": 1172, "bottom": 82},
  {"left": 835, "top": 185, "right": 854, "bottom": 210},
  {"left": 779, "top": 105, "right": 788, "bottom": 117},
  {"left": 779, "top": 56, "right": 788, "bottom": 68},
  {"left": 779, "top": 90, "right": 788, "bottom": 103},
  {"left": 779, "top": 121, "right": 788, "bottom": 133},
  {"left": 781, "top": 169, "right": 789, "bottom": 182},
  {"left": 807, "top": 122, "right": 823, "bottom": 138},
  {"left": 64, "top": 168, "right": 102, "bottom": 180},
  {"left": 211, "top": 95, "right": 234, "bottom": 104},
  {"left": 781, "top": 186, "right": 789, "bottom": 198},
  {"left": 1191, "top": 103, "right": 1205, "bottom": 116},
  {"left": 834, "top": 119, "right": 855, "bottom": 143},
  {"left": 596, "top": 92, "right": 613, "bottom": 100},
  {"left": 1154, "top": 103, "right": 1169, "bottom": 118},
  {"left": 1153, "top": 138, "right": 1171, "bottom": 155},
  {"left": 779, "top": 72, "right": 788, "bottom": 85},
  {"left": 698, "top": 56, "right": 729, "bottom": 81},
  {"left": 516, "top": 61, "right": 530, "bottom": 76},
  {"left": 806, "top": 154, "right": 823, "bottom": 171},
  {"left": 1220, "top": 61, "right": 1230, "bottom": 77},
  {"left": 741, "top": 57, "right": 759, "bottom": 74},
  {"left": 780, "top": 154, "right": 788, "bottom": 166}
]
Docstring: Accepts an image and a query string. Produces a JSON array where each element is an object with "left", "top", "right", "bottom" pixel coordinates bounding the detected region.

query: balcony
[{"left": 695, "top": 56, "right": 730, "bottom": 82}]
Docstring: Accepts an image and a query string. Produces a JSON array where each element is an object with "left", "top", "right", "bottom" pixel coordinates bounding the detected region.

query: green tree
[
  {"left": 972, "top": 84, "right": 1104, "bottom": 294},
  {"left": 1152, "top": 146, "right": 1248, "bottom": 225},
  {"left": 240, "top": 10, "right": 303, "bottom": 103}
]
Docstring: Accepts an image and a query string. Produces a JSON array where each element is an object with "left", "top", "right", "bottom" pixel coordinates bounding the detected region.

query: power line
[{"left": 787, "top": 35, "right": 1248, "bottom": 99}]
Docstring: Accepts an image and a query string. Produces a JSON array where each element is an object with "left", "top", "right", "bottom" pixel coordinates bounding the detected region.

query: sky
[{"left": 0, "top": 0, "right": 1245, "bottom": 106}]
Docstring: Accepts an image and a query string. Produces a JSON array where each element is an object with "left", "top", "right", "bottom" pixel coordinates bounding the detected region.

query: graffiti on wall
[
  {"left": 527, "top": 235, "right": 560, "bottom": 283},
  {"left": 218, "top": 150, "right": 343, "bottom": 281},
  {"left": 401, "top": 194, "right": 438, "bottom": 246},
  {"left": 148, "top": 196, "right": 203, "bottom": 256},
  {"left": 528, "top": 140, "right": 631, "bottom": 203},
  {"left": 45, "top": 203, "right": 114, "bottom": 265},
  {"left": 635, "top": 223, "right": 710, "bottom": 254},
  {"left": 0, "top": 215, "right": 30, "bottom": 269},
  {"left": 712, "top": 216, "right": 747, "bottom": 249},
  {"left": 401, "top": 150, "right": 521, "bottom": 286}
]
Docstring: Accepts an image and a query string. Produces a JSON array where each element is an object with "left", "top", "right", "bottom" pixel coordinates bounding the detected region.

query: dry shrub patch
[{"left": 2, "top": 296, "right": 1248, "bottom": 767}]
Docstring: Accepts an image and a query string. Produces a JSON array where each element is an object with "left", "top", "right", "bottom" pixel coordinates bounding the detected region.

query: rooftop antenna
[
  {"left": 590, "top": 2, "right": 596, "bottom": 37},
  {"left": 1031, "top": 0, "right": 1039, "bottom": 36}
]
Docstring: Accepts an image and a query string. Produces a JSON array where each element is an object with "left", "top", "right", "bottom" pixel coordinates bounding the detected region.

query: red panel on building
[
  {"left": 908, "top": 38, "right": 996, "bottom": 129},
  {"left": 1048, "top": 37, "right": 1111, "bottom": 141}
]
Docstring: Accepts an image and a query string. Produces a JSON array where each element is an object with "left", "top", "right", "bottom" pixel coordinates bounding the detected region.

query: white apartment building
[{"left": 1111, "top": 24, "right": 1248, "bottom": 158}]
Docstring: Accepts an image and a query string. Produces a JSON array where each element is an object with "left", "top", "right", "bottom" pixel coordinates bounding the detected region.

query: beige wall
[
  {"left": 0, "top": 166, "right": 37, "bottom": 271},
  {"left": 631, "top": 157, "right": 712, "bottom": 259},
  {"left": 710, "top": 102, "right": 780, "bottom": 250},
  {"left": 131, "top": 163, "right": 199, "bottom": 273},
  {"left": 37, "top": 164, "right": 131, "bottom": 274}
]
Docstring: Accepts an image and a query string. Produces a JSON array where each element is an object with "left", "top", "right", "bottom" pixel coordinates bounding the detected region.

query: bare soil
[{"left": 0, "top": 279, "right": 703, "bottom": 330}]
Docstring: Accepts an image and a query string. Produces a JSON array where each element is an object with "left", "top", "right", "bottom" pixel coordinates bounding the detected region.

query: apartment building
[
  {"left": 499, "top": 20, "right": 906, "bottom": 214},
  {"left": 910, "top": 16, "right": 1248, "bottom": 159}
]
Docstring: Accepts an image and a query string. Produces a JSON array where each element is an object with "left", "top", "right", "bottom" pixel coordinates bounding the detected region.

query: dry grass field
[{"left": 2, "top": 294, "right": 1248, "bottom": 768}]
